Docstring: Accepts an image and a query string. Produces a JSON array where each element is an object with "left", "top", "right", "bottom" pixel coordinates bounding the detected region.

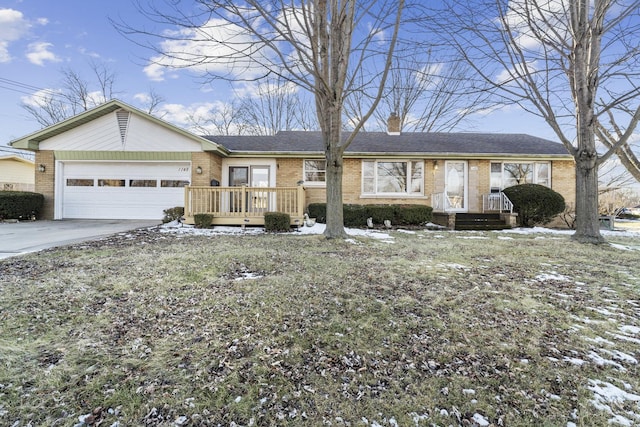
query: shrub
[
  {"left": 193, "top": 213, "right": 213, "bottom": 228},
  {"left": 394, "top": 204, "right": 433, "bottom": 225},
  {"left": 343, "top": 204, "right": 368, "bottom": 227},
  {"left": 162, "top": 206, "right": 184, "bottom": 223},
  {"left": 560, "top": 204, "right": 576, "bottom": 230},
  {"left": 264, "top": 212, "right": 291, "bottom": 232},
  {"left": 0, "top": 191, "right": 44, "bottom": 220},
  {"left": 306, "top": 203, "right": 433, "bottom": 227},
  {"left": 307, "top": 203, "right": 326, "bottom": 223},
  {"left": 503, "top": 184, "right": 565, "bottom": 227},
  {"left": 365, "top": 205, "right": 396, "bottom": 225}
]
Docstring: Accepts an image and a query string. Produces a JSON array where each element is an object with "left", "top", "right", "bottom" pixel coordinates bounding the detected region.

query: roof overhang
[
  {"left": 224, "top": 150, "right": 574, "bottom": 161},
  {"left": 10, "top": 99, "right": 228, "bottom": 156}
]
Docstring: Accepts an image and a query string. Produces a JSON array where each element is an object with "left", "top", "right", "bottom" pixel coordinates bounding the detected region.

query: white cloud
[
  {"left": 0, "top": 8, "right": 30, "bottom": 63},
  {"left": 0, "top": 8, "right": 29, "bottom": 40},
  {"left": 0, "top": 41, "right": 10, "bottom": 63},
  {"left": 157, "top": 101, "right": 222, "bottom": 125},
  {"left": 26, "top": 42, "right": 60, "bottom": 66},
  {"left": 156, "top": 101, "right": 247, "bottom": 135},
  {"left": 144, "top": 18, "right": 273, "bottom": 82},
  {"left": 495, "top": 59, "right": 538, "bottom": 85},
  {"left": 234, "top": 80, "right": 299, "bottom": 99},
  {"left": 504, "top": 0, "right": 569, "bottom": 50},
  {"left": 20, "top": 88, "right": 63, "bottom": 107},
  {"left": 133, "top": 93, "right": 152, "bottom": 104}
]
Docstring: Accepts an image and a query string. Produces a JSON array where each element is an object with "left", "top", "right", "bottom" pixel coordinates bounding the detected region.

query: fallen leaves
[{"left": 1, "top": 228, "right": 639, "bottom": 426}]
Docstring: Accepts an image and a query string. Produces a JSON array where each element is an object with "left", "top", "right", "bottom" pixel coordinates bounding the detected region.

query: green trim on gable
[{"left": 54, "top": 151, "right": 192, "bottom": 161}]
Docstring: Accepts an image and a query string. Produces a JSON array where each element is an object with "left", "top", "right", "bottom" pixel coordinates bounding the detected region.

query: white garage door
[{"left": 61, "top": 162, "right": 190, "bottom": 219}]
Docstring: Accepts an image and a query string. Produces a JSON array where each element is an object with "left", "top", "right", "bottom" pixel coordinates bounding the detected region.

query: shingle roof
[{"left": 204, "top": 131, "right": 571, "bottom": 157}]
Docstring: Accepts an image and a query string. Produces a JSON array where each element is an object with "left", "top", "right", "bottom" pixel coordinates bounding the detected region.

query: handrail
[
  {"left": 482, "top": 192, "right": 513, "bottom": 213},
  {"left": 431, "top": 192, "right": 451, "bottom": 212}
]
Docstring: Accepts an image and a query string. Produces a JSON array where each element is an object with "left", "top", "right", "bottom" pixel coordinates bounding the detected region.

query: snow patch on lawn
[
  {"left": 536, "top": 272, "right": 571, "bottom": 282},
  {"left": 588, "top": 379, "right": 640, "bottom": 426},
  {"left": 159, "top": 221, "right": 393, "bottom": 240}
]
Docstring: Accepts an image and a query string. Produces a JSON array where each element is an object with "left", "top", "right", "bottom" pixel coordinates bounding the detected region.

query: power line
[{"left": 0, "top": 77, "right": 64, "bottom": 101}]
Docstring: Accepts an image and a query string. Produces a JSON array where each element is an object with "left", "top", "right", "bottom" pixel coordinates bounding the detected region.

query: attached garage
[
  {"left": 9, "top": 100, "right": 226, "bottom": 220},
  {"left": 58, "top": 161, "right": 191, "bottom": 220}
]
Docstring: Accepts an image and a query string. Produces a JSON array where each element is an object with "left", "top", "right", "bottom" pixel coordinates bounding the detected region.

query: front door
[
  {"left": 248, "top": 166, "right": 270, "bottom": 212},
  {"left": 229, "top": 166, "right": 248, "bottom": 212},
  {"left": 228, "top": 166, "right": 271, "bottom": 213},
  {"left": 445, "top": 161, "right": 467, "bottom": 212}
]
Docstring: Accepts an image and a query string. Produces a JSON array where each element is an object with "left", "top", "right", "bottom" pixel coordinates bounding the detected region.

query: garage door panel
[{"left": 60, "top": 162, "right": 190, "bottom": 220}]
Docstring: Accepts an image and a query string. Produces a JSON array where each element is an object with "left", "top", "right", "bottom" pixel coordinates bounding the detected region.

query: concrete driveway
[{"left": 0, "top": 219, "right": 160, "bottom": 260}]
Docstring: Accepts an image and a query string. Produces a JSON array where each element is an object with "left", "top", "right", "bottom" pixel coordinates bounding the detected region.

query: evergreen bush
[
  {"left": 307, "top": 203, "right": 326, "bottom": 223},
  {"left": 162, "top": 206, "right": 184, "bottom": 223},
  {"left": 394, "top": 204, "right": 433, "bottom": 225},
  {"left": 0, "top": 191, "right": 44, "bottom": 220},
  {"left": 264, "top": 212, "right": 291, "bottom": 232},
  {"left": 193, "top": 213, "right": 214, "bottom": 228},
  {"left": 306, "top": 203, "right": 433, "bottom": 227},
  {"left": 503, "top": 184, "right": 565, "bottom": 227}
]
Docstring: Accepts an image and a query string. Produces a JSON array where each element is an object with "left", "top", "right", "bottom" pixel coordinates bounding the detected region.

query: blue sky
[
  {"left": 0, "top": 0, "right": 563, "bottom": 147},
  {"left": 0, "top": 0, "right": 593, "bottom": 153}
]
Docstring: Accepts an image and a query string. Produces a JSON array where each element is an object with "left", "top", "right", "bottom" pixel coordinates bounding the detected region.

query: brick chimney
[{"left": 387, "top": 112, "right": 401, "bottom": 135}]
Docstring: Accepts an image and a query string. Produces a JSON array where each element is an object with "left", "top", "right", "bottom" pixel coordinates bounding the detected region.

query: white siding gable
[{"left": 40, "top": 110, "right": 203, "bottom": 152}]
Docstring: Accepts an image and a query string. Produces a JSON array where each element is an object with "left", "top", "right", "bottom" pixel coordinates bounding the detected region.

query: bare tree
[
  {"left": 22, "top": 61, "right": 119, "bottom": 127},
  {"left": 368, "top": 52, "right": 489, "bottom": 132},
  {"left": 179, "top": 100, "right": 251, "bottom": 136},
  {"left": 115, "top": 0, "right": 407, "bottom": 238},
  {"left": 22, "top": 60, "right": 165, "bottom": 127},
  {"left": 138, "top": 88, "right": 165, "bottom": 115},
  {"left": 237, "top": 77, "right": 317, "bottom": 135},
  {"left": 431, "top": 0, "right": 640, "bottom": 243}
]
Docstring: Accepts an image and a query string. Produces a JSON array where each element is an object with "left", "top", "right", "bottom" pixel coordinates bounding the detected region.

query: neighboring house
[
  {"left": 0, "top": 155, "right": 35, "bottom": 192},
  {"left": 10, "top": 99, "right": 575, "bottom": 226}
]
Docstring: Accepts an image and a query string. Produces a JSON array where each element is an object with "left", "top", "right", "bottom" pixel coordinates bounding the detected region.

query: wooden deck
[{"left": 184, "top": 186, "right": 305, "bottom": 226}]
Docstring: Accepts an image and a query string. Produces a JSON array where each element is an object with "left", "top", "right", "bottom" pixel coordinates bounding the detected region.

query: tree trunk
[
  {"left": 569, "top": 1, "right": 606, "bottom": 244},
  {"left": 573, "top": 150, "right": 605, "bottom": 244},
  {"left": 324, "top": 144, "right": 347, "bottom": 239}
]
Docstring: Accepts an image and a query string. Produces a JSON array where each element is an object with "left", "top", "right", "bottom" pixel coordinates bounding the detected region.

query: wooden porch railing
[{"left": 184, "top": 186, "right": 305, "bottom": 225}]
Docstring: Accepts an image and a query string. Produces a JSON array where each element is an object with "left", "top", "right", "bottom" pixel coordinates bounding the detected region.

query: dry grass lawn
[{"left": 1, "top": 226, "right": 639, "bottom": 426}]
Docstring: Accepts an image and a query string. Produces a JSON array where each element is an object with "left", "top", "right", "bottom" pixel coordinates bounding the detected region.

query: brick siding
[{"left": 34, "top": 151, "right": 55, "bottom": 219}]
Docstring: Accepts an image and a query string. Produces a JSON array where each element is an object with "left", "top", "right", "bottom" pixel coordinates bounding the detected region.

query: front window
[
  {"left": 491, "top": 162, "right": 550, "bottom": 189},
  {"left": 304, "top": 160, "right": 326, "bottom": 184},
  {"left": 362, "top": 160, "right": 423, "bottom": 195}
]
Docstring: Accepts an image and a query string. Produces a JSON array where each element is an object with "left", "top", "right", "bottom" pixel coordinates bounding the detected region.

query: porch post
[
  {"left": 184, "top": 186, "right": 191, "bottom": 218},
  {"left": 241, "top": 186, "right": 247, "bottom": 215},
  {"left": 297, "top": 185, "right": 305, "bottom": 217}
]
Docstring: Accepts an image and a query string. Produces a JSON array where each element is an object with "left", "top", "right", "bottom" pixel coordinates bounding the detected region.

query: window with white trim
[
  {"left": 303, "top": 160, "right": 326, "bottom": 185},
  {"left": 362, "top": 160, "right": 424, "bottom": 195},
  {"left": 490, "top": 162, "right": 551, "bottom": 190}
]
